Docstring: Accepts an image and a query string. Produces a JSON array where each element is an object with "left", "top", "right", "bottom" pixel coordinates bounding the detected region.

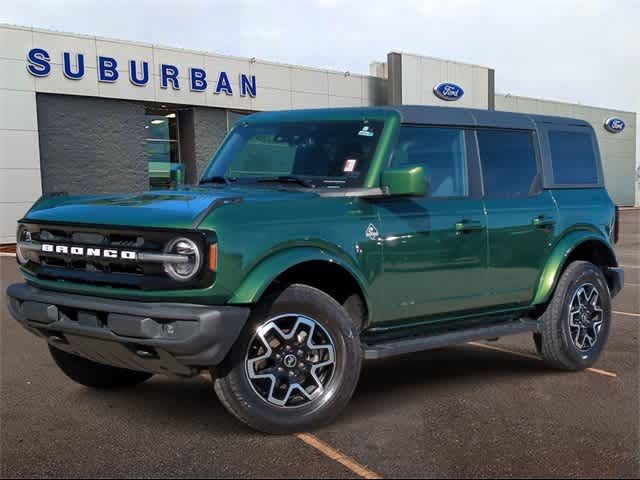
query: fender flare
[
  {"left": 228, "top": 246, "right": 371, "bottom": 312},
  {"left": 532, "top": 229, "right": 616, "bottom": 305}
]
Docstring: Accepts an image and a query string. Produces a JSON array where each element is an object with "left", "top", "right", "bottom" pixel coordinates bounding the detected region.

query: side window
[
  {"left": 392, "top": 127, "right": 468, "bottom": 198},
  {"left": 548, "top": 130, "right": 599, "bottom": 185},
  {"left": 477, "top": 129, "right": 538, "bottom": 198}
]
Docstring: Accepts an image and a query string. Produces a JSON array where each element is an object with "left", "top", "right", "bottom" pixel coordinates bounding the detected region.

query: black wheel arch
[
  {"left": 561, "top": 239, "right": 619, "bottom": 293},
  {"left": 260, "top": 260, "right": 369, "bottom": 330}
]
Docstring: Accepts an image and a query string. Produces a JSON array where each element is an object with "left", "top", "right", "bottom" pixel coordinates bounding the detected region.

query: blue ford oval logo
[
  {"left": 434, "top": 82, "right": 464, "bottom": 101},
  {"left": 604, "top": 117, "right": 625, "bottom": 133}
]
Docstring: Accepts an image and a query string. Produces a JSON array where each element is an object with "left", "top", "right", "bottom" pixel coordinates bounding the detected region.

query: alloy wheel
[
  {"left": 568, "top": 283, "right": 604, "bottom": 351},
  {"left": 245, "top": 314, "right": 336, "bottom": 408}
]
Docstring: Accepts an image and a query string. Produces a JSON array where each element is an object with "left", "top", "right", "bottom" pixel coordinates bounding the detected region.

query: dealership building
[{"left": 0, "top": 23, "right": 637, "bottom": 243}]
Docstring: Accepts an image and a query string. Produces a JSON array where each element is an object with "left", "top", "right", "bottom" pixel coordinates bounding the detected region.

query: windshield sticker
[
  {"left": 343, "top": 159, "right": 358, "bottom": 173},
  {"left": 358, "top": 126, "right": 375, "bottom": 137}
]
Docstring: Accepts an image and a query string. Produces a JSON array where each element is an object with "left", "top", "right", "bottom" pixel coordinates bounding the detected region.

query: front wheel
[
  {"left": 213, "top": 284, "right": 362, "bottom": 434},
  {"left": 535, "top": 261, "right": 612, "bottom": 370}
]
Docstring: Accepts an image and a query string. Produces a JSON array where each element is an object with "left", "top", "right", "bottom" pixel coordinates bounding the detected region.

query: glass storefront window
[
  {"left": 146, "top": 139, "right": 180, "bottom": 164},
  {"left": 145, "top": 108, "right": 182, "bottom": 189}
]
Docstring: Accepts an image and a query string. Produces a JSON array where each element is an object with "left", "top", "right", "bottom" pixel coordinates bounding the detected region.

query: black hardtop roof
[
  {"left": 245, "top": 105, "right": 592, "bottom": 131},
  {"left": 388, "top": 105, "right": 592, "bottom": 130}
]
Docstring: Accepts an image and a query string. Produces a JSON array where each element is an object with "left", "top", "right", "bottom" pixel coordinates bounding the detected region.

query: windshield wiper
[
  {"left": 200, "top": 176, "right": 237, "bottom": 186},
  {"left": 256, "top": 175, "right": 315, "bottom": 188}
]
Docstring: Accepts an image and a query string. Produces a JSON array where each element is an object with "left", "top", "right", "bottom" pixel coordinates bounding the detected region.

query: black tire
[
  {"left": 533, "top": 332, "right": 543, "bottom": 354},
  {"left": 213, "top": 284, "right": 362, "bottom": 434},
  {"left": 342, "top": 293, "right": 366, "bottom": 331},
  {"left": 535, "top": 261, "right": 612, "bottom": 371},
  {"left": 49, "top": 345, "right": 153, "bottom": 389}
]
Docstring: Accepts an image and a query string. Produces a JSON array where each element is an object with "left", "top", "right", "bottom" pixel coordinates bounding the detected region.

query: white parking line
[
  {"left": 585, "top": 368, "right": 619, "bottom": 378},
  {"left": 613, "top": 311, "right": 640, "bottom": 318},
  {"left": 197, "top": 371, "right": 384, "bottom": 478},
  {"left": 467, "top": 342, "right": 618, "bottom": 378},
  {"left": 296, "top": 433, "right": 383, "bottom": 479},
  {"left": 467, "top": 341, "right": 539, "bottom": 361}
]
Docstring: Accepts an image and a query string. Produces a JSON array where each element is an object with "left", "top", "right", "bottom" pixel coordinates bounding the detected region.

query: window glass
[
  {"left": 477, "top": 129, "right": 538, "bottom": 198},
  {"left": 392, "top": 127, "right": 468, "bottom": 197},
  {"left": 145, "top": 111, "right": 180, "bottom": 163},
  {"left": 145, "top": 108, "right": 181, "bottom": 189},
  {"left": 202, "top": 120, "right": 384, "bottom": 188},
  {"left": 548, "top": 130, "right": 598, "bottom": 185}
]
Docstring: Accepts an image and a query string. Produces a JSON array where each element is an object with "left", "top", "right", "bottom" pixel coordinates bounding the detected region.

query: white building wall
[
  {"left": 496, "top": 94, "right": 637, "bottom": 206},
  {"left": 0, "top": 25, "right": 41, "bottom": 244},
  {"left": 636, "top": 113, "right": 640, "bottom": 207},
  {"left": 395, "top": 53, "right": 491, "bottom": 109},
  {"left": 0, "top": 23, "right": 636, "bottom": 244},
  {"left": 1, "top": 24, "right": 387, "bottom": 112},
  {"left": 0, "top": 23, "right": 388, "bottom": 244}
]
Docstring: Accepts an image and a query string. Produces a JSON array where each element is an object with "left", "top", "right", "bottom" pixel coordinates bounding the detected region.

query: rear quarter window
[{"left": 548, "top": 129, "right": 599, "bottom": 185}]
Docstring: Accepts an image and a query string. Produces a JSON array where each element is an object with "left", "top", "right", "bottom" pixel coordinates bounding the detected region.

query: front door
[{"left": 374, "top": 126, "right": 488, "bottom": 324}]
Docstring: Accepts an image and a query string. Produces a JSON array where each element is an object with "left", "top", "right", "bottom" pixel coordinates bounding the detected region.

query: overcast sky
[{"left": 2, "top": 0, "right": 639, "bottom": 115}]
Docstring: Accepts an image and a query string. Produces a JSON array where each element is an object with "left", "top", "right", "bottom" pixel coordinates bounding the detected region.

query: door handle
[
  {"left": 532, "top": 215, "right": 555, "bottom": 227},
  {"left": 455, "top": 220, "right": 484, "bottom": 233}
]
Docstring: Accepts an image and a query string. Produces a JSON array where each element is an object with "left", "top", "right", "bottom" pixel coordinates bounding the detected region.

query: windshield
[{"left": 201, "top": 120, "right": 385, "bottom": 188}]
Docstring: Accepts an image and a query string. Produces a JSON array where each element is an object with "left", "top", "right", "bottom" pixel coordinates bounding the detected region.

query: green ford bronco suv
[{"left": 8, "top": 106, "right": 624, "bottom": 434}]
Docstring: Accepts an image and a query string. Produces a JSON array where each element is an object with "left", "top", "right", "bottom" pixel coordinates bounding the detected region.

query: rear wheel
[
  {"left": 535, "top": 261, "right": 611, "bottom": 370},
  {"left": 213, "top": 284, "right": 362, "bottom": 434},
  {"left": 49, "top": 345, "right": 153, "bottom": 389}
]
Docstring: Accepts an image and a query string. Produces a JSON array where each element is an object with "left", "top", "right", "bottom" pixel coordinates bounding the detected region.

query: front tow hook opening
[
  {"left": 131, "top": 345, "right": 159, "bottom": 360},
  {"left": 39, "top": 329, "right": 69, "bottom": 345}
]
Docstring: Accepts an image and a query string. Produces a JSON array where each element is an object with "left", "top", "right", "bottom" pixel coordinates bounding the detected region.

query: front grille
[{"left": 19, "top": 223, "right": 214, "bottom": 290}]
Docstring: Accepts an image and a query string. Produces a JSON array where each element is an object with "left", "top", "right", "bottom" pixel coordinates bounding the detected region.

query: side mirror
[{"left": 380, "top": 166, "right": 428, "bottom": 197}]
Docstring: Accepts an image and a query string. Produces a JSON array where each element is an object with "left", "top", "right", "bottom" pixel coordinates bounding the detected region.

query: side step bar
[{"left": 362, "top": 320, "right": 540, "bottom": 361}]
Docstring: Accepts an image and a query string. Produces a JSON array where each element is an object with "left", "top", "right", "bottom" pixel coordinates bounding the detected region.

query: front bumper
[{"left": 7, "top": 283, "right": 250, "bottom": 376}]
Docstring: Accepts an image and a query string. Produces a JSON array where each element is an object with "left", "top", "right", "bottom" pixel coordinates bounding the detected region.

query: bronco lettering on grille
[{"left": 41, "top": 243, "right": 137, "bottom": 261}]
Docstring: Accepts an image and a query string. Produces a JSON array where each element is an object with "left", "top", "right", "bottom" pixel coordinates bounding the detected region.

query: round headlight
[
  {"left": 163, "top": 238, "right": 202, "bottom": 282},
  {"left": 16, "top": 227, "right": 33, "bottom": 265}
]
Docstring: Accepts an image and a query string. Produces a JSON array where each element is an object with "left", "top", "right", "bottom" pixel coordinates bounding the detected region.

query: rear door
[{"left": 476, "top": 128, "right": 557, "bottom": 306}]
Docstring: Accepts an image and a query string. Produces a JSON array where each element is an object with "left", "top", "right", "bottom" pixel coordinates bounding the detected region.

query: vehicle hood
[{"left": 23, "top": 187, "right": 315, "bottom": 230}]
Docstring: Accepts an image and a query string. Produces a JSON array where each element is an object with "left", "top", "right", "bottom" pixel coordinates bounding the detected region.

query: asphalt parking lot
[{"left": 1, "top": 210, "right": 638, "bottom": 478}]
